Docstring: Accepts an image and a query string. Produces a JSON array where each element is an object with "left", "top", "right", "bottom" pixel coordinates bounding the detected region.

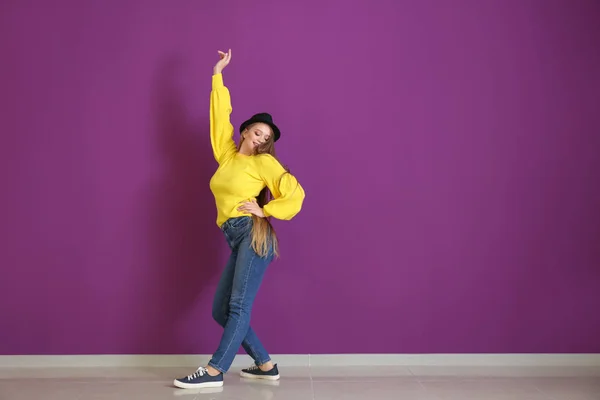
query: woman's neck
[{"left": 237, "top": 149, "right": 253, "bottom": 156}]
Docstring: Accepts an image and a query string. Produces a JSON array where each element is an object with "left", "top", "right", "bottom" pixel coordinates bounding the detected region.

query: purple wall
[{"left": 1, "top": 0, "right": 599, "bottom": 355}]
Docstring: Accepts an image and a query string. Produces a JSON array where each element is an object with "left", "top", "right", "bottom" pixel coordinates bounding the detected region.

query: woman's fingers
[
  {"left": 218, "top": 49, "right": 231, "bottom": 63},
  {"left": 238, "top": 200, "right": 256, "bottom": 213}
]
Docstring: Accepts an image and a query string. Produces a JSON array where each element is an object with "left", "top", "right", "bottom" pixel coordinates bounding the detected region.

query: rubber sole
[
  {"left": 239, "top": 371, "right": 281, "bottom": 381},
  {"left": 173, "top": 379, "right": 224, "bottom": 389}
]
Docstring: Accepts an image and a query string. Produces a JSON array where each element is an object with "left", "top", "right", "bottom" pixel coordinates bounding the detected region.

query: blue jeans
[{"left": 208, "top": 216, "right": 274, "bottom": 373}]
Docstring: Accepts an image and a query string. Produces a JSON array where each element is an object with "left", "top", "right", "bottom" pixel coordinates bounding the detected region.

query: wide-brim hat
[{"left": 240, "top": 113, "right": 281, "bottom": 142}]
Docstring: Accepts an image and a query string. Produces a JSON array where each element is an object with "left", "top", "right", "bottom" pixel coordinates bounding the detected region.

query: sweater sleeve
[
  {"left": 258, "top": 155, "right": 306, "bottom": 220},
  {"left": 210, "top": 73, "right": 237, "bottom": 163}
]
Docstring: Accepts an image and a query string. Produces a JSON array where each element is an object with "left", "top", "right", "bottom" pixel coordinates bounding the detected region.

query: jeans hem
[
  {"left": 257, "top": 358, "right": 272, "bottom": 366},
  {"left": 208, "top": 362, "right": 226, "bottom": 374}
]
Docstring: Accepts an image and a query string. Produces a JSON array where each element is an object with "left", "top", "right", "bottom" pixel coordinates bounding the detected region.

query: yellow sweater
[{"left": 208, "top": 73, "right": 305, "bottom": 227}]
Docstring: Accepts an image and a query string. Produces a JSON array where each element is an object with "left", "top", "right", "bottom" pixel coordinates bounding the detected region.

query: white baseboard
[
  {"left": 306, "top": 354, "right": 600, "bottom": 367},
  {"left": 0, "top": 354, "right": 599, "bottom": 368}
]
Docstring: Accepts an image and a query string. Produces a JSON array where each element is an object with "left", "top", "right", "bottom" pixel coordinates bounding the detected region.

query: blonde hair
[{"left": 239, "top": 123, "right": 296, "bottom": 258}]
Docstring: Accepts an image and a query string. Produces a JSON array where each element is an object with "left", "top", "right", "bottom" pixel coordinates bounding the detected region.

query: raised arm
[{"left": 210, "top": 49, "right": 236, "bottom": 163}]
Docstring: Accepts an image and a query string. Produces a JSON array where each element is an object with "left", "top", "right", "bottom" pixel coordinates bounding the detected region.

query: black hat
[{"left": 240, "top": 113, "right": 281, "bottom": 142}]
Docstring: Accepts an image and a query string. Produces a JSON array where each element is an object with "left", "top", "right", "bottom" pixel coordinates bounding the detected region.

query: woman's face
[{"left": 240, "top": 123, "right": 272, "bottom": 154}]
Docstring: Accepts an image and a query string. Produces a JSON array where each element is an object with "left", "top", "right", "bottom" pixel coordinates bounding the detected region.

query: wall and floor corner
[{"left": 1, "top": 1, "right": 599, "bottom": 368}]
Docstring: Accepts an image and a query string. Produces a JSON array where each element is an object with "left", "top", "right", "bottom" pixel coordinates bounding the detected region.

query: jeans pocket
[
  {"left": 229, "top": 216, "right": 251, "bottom": 230},
  {"left": 222, "top": 229, "right": 233, "bottom": 249}
]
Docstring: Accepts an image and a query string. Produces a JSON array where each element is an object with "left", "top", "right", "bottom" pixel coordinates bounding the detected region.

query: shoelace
[
  {"left": 246, "top": 364, "right": 260, "bottom": 371},
  {"left": 187, "top": 367, "right": 208, "bottom": 380}
]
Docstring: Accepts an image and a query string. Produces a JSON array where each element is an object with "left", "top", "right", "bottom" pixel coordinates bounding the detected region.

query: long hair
[{"left": 238, "top": 123, "right": 294, "bottom": 258}]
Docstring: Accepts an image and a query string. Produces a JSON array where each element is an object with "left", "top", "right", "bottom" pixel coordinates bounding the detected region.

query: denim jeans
[{"left": 208, "top": 216, "right": 274, "bottom": 373}]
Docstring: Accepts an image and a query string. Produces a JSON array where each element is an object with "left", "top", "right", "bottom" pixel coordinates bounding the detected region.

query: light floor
[{"left": 1, "top": 365, "right": 599, "bottom": 399}]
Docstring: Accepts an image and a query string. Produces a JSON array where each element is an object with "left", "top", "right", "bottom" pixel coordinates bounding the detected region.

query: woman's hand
[
  {"left": 238, "top": 199, "right": 265, "bottom": 218},
  {"left": 214, "top": 49, "right": 231, "bottom": 75}
]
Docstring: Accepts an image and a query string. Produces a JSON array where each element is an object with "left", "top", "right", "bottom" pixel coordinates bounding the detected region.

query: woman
[{"left": 174, "top": 49, "right": 305, "bottom": 389}]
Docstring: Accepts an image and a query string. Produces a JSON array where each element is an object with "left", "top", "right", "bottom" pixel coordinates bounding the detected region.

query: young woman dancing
[{"left": 174, "top": 49, "right": 305, "bottom": 389}]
